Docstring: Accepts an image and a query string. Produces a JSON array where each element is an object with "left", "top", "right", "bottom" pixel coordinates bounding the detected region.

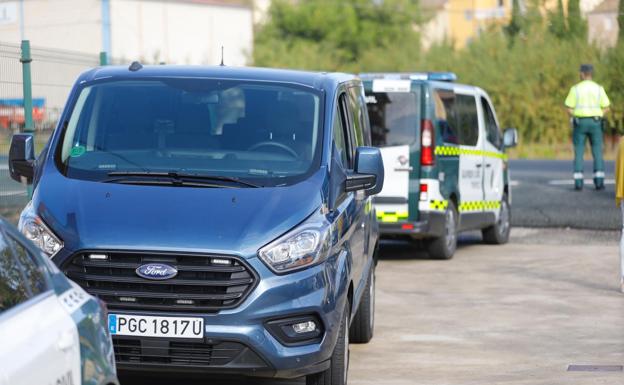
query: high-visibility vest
[{"left": 564, "top": 80, "right": 610, "bottom": 118}]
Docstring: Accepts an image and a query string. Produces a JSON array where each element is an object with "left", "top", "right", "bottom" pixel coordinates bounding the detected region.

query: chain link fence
[{"left": 0, "top": 41, "right": 103, "bottom": 223}]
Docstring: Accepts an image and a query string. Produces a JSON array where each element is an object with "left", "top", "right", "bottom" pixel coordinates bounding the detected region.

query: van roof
[
  {"left": 359, "top": 72, "right": 457, "bottom": 82},
  {"left": 78, "top": 65, "right": 358, "bottom": 91}
]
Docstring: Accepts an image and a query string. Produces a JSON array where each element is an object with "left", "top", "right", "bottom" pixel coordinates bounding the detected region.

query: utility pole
[
  {"left": 19, "top": 0, "right": 24, "bottom": 40},
  {"left": 101, "top": 0, "right": 111, "bottom": 64}
]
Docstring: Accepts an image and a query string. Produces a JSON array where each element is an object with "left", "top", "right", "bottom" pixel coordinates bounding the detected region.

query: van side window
[
  {"left": 434, "top": 89, "right": 458, "bottom": 144},
  {"left": 347, "top": 87, "right": 365, "bottom": 147},
  {"left": 456, "top": 94, "right": 479, "bottom": 146},
  {"left": 481, "top": 97, "right": 502, "bottom": 148},
  {"left": 9, "top": 236, "right": 48, "bottom": 296},
  {"left": 333, "top": 104, "right": 349, "bottom": 168}
]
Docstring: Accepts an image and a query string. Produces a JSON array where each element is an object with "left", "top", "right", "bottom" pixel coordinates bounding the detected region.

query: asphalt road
[
  {"left": 122, "top": 231, "right": 624, "bottom": 385},
  {"left": 510, "top": 159, "right": 620, "bottom": 230}
]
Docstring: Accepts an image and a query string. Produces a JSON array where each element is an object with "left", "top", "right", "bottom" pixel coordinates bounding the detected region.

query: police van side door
[
  {"left": 455, "top": 90, "right": 485, "bottom": 228},
  {"left": 480, "top": 94, "right": 505, "bottom": 219},
  {"left": 0, "top": 230, "right": 80, "bottom": 385}
]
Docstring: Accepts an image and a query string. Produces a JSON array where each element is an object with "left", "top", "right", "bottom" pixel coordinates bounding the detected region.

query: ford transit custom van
[{"left": 8, "top": 65, "right": 384, "bottom": 385}]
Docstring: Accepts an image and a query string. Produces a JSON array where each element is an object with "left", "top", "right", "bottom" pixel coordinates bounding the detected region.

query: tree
[
  {"left": 548, "top": 0, "right": 567, "bottom": 38},
  {"left": 253, "top": 0, "right": 422, "bottom": 71},
  {"left": 505, "top": 0, "right": 523, "bottom": 38},
  {"left": 618, "top": 0, "right": 624, "bottom": 43},
  {"left": 567, "top": 0, "right": 587, "bottom": 39}
]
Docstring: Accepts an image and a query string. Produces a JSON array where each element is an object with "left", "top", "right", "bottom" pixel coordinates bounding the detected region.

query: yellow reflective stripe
[
  {"left": 429, "top": 200, "right": 448, "bottom": 211},
  {"left": 377, "top": 210, "right": 408, "bottom": 223},
  {"left": 459, "top": 200, "right": 501, "bottom": 212},
  {"left": 435, "top": 146, "right": 508, "bottom": 160}
]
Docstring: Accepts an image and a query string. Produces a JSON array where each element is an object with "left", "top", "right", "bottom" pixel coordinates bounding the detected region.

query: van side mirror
[
  {"left": 345, "top": 147, "right": 384, "bottom": 195},
  {"left": 9, "top": 134, "right": 35, "bottom": 184},
  {"left": 503, "top": 128, "right": 518, "bottom": 148}
]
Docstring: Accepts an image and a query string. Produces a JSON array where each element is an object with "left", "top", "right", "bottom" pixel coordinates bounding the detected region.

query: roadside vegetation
[{"left": 253, "top": 0, "right": 624, "bottom": 159}]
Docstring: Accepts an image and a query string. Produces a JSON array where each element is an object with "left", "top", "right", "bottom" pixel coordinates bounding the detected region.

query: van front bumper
[
  {"left": 109, "top": 255, "right": 349, "bottom": 379},
  {"left": 379, "top": 211, "right": 446, "bottom": 239}
]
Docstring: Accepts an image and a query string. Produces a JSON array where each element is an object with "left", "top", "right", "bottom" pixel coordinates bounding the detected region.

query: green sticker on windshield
[{"left": 70, "top": 146, "right": 86, "bottom": 157}]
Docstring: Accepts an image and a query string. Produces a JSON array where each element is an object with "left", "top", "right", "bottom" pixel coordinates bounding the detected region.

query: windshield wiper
[{"left": 105, "top": 171, "right": 261, "bottom": 188}]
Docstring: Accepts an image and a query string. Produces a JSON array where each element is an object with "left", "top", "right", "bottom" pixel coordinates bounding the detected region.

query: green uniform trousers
[{"left": 573, "top": 117, "right": 604, "bottom": 180}]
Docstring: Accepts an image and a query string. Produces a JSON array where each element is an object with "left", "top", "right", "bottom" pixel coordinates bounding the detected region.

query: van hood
[{"left": 35, "top": 169, "right": 326, "bottom": 258}]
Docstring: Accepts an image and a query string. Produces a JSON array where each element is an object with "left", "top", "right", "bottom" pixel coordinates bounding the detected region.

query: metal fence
[{"left": 0, "top": 41, "right": 102, "bottom": 222}]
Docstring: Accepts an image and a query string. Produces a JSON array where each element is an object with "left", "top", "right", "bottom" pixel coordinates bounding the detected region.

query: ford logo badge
[{"left": 136, "top": 263, "right": 178, "bottom": 280}]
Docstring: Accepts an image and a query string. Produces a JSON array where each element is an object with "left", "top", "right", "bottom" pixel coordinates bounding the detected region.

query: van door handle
[
  {"left": 485, "top": 164, "right": 492, "bottom": 168},
  {"left": 476, "top": 164, "right": 483, "bottom": 168},
  {"left": 57, "top": 331, "right": 75, "bottom": 352},
  {"left": 394, "top": 166, "right": 413, "bottom": 172}
]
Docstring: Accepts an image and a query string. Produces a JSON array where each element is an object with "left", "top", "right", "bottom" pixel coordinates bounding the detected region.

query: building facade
[
  {"left": 587, "top": 0, "right": 619, "bottom": 48},
  {"left": 0, "top": 0, "right": 253, "bottom": 66}
]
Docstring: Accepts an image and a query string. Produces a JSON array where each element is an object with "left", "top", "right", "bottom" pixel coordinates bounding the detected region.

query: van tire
[
  {"left": 482, "top": 196, "right": 511, "bottom": 245},
  {"left": 349, "top": 267, "right": 375, "bottom": 344},
  {"left": 426, "top": 200, "right": 458, "bottom": 260},
  {"left": 306, "top": 306, "right": 350, "bottom": 385}
]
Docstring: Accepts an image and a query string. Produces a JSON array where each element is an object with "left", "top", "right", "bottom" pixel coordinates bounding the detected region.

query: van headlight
[
  {"left": 259, "top": 215, "right": 332, "bottom": 274},
  {"left": 18, "top": 202, "right": 63, "bottom": 257}
]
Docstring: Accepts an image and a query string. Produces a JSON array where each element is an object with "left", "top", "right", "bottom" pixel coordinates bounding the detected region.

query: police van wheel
[
  {"left": 426, "top": 201, "right": 458, "bottom": 260},
  {"left": 482, "top": 197, "right": 511, "bottom": 245}
]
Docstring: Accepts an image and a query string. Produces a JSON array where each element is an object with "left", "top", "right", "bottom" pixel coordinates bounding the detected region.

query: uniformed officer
[{"left": 565, "top": 64, "right": 611, "bottom": 190}]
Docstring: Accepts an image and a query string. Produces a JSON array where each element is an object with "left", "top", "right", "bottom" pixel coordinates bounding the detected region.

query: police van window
[
  {"left": 0, "top": 232, "right": 31, "bottom": 314},
  {"left": 481, "top": 97, "right": 502, "bottom": 148},
  {"left": 456, "top": 94, "right": 479, "bottom": 146},
  {"left": 365, "top": 89, "right": 420, "bottom": 147},
  {"left": 9, "top": 236, "right": 48, "bottom": 296},
  {"left": 333, "top": 103, "right": 349, "bottom": 168},
  {"left": 434, "top": 89, "right": 459, "bottom": 144}
]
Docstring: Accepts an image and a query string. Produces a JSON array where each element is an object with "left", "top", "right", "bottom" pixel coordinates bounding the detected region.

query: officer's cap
[{"left": 580, "top": 64, "right": 594, "bottom": 73}]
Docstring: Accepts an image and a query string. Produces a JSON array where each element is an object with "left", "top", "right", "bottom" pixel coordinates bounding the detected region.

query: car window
[
  {"left": 366, "top": 89, "right": 420, "bottom": 147},
  {"left": 0, "top": 232, "right": 31, "bottom": 314},
  {"left": 338, "top": 93, "right": 354, "bottom": 169},
  {"left": 434, "top": 89, "right": 458, "bottom": 144},
  {"left": 58, "top": 79, "right": 323, "bottom": 187},
  {"left": 347, "top": 87, "right": 365, "bottom": 147},
  {"left": 481, "top": 97, "right": 502, "bottom": 148},
  {"left": 456, "top": 94, "right": 479, "bottom": 146},
  {"left": 333, "top": 104, "right": 349, "bottom": 168},
  {"left": 8, "top": 235, "right": 48, "bottom": 296}
]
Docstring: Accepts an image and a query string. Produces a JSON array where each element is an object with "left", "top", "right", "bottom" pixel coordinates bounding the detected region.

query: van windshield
[
  {"left": 365, "top": 91, "right": 420, "bottom": 147},
  {"left": 57, "top": 79, "right": 322, "bottom": 187}
]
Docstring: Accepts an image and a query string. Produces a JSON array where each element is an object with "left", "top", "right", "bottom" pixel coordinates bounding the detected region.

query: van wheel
[
  {"left": 349, "top": 267, "right": 375, "bottom": 344},
  {"left": 426, "top": 200, "right": 458, "bottom": 260},
  {"left": 306, "top": 306, "right": 350, "bottom": 385},
  {"left": 482, "top": 197, "right": 511, "bottom": 244}
]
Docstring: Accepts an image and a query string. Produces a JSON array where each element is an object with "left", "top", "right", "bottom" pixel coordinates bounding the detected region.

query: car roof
[{"left": 78, "top": 65, "right": 357, "bottom": 92}]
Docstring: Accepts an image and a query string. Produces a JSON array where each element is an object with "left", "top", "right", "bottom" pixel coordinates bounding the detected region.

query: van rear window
[{"left": 365, "top": 91, "right": 420, "bottom": 147}]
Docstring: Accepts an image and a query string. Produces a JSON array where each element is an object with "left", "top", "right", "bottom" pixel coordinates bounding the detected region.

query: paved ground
[
  {"left": 510, "top": 159, "right": 619, "bottom": 230},
  {"left": 122, "top": 229, "right": 624, "bottom": 385}
]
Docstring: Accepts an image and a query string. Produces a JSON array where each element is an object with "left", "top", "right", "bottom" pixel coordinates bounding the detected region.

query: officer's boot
[
  {"left": 595, "top": 177, "right": 605, "bottom": 190},
  {"left": 575, "top": 179, "right": 583, "bottom": 191}
]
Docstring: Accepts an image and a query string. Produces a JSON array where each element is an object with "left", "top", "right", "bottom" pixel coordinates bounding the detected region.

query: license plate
[{"left": 108, "top": 314, "right": 204, "bottom": 339}]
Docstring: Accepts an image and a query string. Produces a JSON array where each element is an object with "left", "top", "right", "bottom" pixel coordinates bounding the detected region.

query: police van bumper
[{"left": 379, "top": 211, "right": 446, "bottom": 239}]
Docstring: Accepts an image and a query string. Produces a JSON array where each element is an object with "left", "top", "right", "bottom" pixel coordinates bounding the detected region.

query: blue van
[{"left": 8, "top": 65, "right": 384, "bottom": 385}]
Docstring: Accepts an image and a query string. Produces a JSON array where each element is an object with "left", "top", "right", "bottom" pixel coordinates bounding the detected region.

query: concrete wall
[
  {"left": 110, "top": 0, "right": 253, "bottom": 65},
  {"left": 588, "top": 12, "right": 618, "bottom": 48},
  {"left": 0, "top": 0, "right": 253, "bottom": 66}
]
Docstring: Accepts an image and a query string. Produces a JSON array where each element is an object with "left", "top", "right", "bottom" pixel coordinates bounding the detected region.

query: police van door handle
[
  {"left": 485, "top": 164, "right": 492, "bottom": 168},
  {"left": 476, "top": 164, "right": 483, "bottom": 168}
]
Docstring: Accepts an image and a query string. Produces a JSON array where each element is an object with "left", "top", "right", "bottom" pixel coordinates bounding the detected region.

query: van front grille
[{"left": 63, "top": 251, "right": 257, "bottom": 312}]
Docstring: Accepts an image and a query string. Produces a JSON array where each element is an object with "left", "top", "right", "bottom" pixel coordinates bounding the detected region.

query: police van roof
[{"left": 359, "top": 72, "right": 457, "bottom": 82}]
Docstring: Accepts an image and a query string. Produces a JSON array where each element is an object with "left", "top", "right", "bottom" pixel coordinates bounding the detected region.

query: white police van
[{"left": 362, "top": 73, "right": 518, "bottom": 259}]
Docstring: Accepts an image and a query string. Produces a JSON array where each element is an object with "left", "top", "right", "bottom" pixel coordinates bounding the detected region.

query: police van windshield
[
  {"left": 365, "top": 91, "right": 420, "bottom": 147},
  {"left": 57, "top": 79, "right": 322, "bottom": 187}
]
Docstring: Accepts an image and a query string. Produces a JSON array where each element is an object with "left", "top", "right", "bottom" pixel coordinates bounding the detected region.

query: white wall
[
  {"left": 0, "top": 0, "right": 101, "bottom": 52},
  {"left": 110, "top": 0, "right": 253, "bottom": 66}
]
